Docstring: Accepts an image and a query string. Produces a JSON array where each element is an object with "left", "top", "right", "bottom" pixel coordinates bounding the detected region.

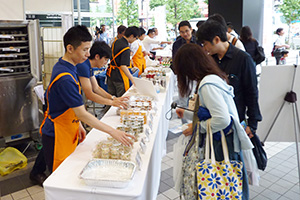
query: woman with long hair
[
  {"left": 240, "top": 26, "right": 258, "bottom": 63},
  {"left": 174, "top": 43, "right": 253, "bottom": 200}
]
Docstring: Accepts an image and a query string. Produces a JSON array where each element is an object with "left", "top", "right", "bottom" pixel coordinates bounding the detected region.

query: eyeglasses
[{"left": 179, "top": 29, "right": 191, "bottom": 34}]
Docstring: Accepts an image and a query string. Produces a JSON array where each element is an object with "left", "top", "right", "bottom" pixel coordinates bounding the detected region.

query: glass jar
[
  {"left": 121, "top": 115, "right": 128, "bottom": 124},
  {"left": 128, "top": 132, "right": 137, "bottom": 142},
  {"left": 124, "top": 125, "right": 131, "bottom": 133},
  {"left": 107, "top": 136, "right": 116, "bottom": 143},
  {"left": 110, "top": 141, "right": 121, "bottom": 159},
  {"left": 101, "top": 142, "right": 110, "bottom": 159},
  {"left": 120, "top": 148, "right": 131, "bottom": 161},
  {"left": 93, "top": 141, "right": 102, "bottom": 158},
  {"left": 116, "top": 125, "right": 125, "bottom": 131},
  {"left": 136, "top": 102, "right": 142, "bottom": 108},
  {"left": 139, "top": 127, "right": 144, "bottom": 134},
  {"left": 122, "top": 144, "right": 132, "bottom": 153},
  {"left": 161, "top": 76, "right": 167, "bottom": 88},
  {"left": 129, "top": 102, "right": 136, "bottom": 109},
  {"left": 132, "top": 126, "right": 139, "bottom": 136},
  {"left": 143, "top": 102, "right": 150, "bottom": 110},
  {"left": 137, "top": 116, "right": 145, "bottom": 126}
]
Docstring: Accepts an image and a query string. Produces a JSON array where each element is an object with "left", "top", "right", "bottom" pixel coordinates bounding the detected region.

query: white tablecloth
[{"left": 43, "top": 72, "right": 175, "bottom": 200}]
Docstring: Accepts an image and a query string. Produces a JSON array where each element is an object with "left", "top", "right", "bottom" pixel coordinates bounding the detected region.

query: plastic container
[{"left": 0, "top": 147, "right": 28, "bottom": 176}]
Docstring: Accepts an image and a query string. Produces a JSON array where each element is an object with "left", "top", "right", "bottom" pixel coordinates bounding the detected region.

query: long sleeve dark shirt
[
  {"left": 171, "top": 35, "right": 199, "bottom": 73},
  {"left": 212, "top": 42, "right": 262, "bottom": 130},
  {"left": 172, "top": 35, "right": 198, "bottom": 61}
]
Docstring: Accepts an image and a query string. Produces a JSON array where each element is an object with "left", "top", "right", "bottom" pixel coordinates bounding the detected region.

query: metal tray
[{"left": 79, "top": 159, "right": 136, "bottom": 188}]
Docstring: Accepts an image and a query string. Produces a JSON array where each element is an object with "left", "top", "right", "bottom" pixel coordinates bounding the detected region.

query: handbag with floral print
[
  {"left": 197, "top": 119, "right": 243, "bottom": 200},
  {"left": 180, "top": 84, "right": 205, "bottom": 200},
  {"left": 180, "top": 121, "right": 204, "bottom": 200}
]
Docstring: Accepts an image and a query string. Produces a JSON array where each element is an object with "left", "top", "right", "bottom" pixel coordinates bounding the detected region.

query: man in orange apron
[
  {"left": 109, "top": 25, "right": 126, "bottom": 47},
  {"left": 30, "top": 26, "right": 134, "bottom": 184},
  {"left": 131, "top": 27, "right": 150, "bottom": 76},
  {"left": 106, "top": 26, "right": 139, "bottom": 97}
]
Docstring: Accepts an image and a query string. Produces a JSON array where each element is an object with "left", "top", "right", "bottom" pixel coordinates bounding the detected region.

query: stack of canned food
[
  {"left": 92, "top": 95, "right": 154, "bottom": 162},
  {"left": 140, "top": 67, "right": 167, "bottom": 87},
  {"left": 93, "top": 138, "right": 133, "bottom": 161}
]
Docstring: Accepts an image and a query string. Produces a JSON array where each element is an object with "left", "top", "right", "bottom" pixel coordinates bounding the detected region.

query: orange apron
[
  {"left": 107, "top": 40, "right": 132, "bottom": 91},
  {"left": 132, "top": 44, "right": 146, "bottom": 76},
  {"left": 40, "top": 72, "right": 80, "bottom": 171}
]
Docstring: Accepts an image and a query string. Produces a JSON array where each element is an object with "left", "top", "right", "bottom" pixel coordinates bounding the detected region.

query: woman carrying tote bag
[{"left": 174, "top": 43, "right": 253, "bottom": 200}]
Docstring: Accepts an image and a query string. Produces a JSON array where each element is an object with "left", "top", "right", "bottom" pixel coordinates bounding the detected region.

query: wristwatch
[{"left": 111, "top": 95, "right": 116, "bottom": 100}]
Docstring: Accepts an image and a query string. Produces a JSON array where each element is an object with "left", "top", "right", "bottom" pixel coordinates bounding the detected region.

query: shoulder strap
[
  {"left": 40, "top": 72, "right": 80, "bottom": 132},
  {"left": 46, "top": 73, "right": 80, "bottom": 113},
  {"left": 111, "top": 39, "right": 130, "bottom": 66},
  {"left": 194, "top": 81, "right": 201, "bottom": 94},
  {"left": 232, "top": 37, "right": 237, "bottom": 46}
]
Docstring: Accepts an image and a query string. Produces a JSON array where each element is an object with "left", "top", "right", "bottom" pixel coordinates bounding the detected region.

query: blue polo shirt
[
  {"left": 77, "top": 59, "right": 94, "bottom": 78},
  {"left": 41, "top": 58, "right": 84, "bottom": 137}
]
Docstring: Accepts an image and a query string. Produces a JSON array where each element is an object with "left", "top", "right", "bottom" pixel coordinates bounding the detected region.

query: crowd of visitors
[{"left": 29, "top": 12, "right": 292, "bottom": 200}]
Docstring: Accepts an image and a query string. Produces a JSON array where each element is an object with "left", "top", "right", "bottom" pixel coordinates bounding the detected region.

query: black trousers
[
  {"left": 31, "top": 147, "right": 47, "bottom": 175},
  {"left": 107, "top": 78, "right": 126, "bottom": 97},
  {"left": 31, "top": 134, "right": 55, "bottom": 174},
  {"left": 42, "top": 134, "right": 55, "bottom": 173},
  {"left": 275, "top": 55, "right": 281, "bottom": 65}
]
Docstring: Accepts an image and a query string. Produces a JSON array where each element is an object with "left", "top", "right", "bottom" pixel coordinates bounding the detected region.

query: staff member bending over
[
  {"left": 77, "top": 41, "right": 128, "bottom": 109},
  {"left": 106, "top": 26, "right": 139, "bottom": 97},
  {"left": 40, "top": 25, "right": 134, "bottom": 173}
]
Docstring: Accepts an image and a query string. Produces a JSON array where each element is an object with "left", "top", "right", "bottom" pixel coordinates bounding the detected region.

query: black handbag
[
  {"left": 254, "top": 46, "right": 265, "bottom": 65},
  {"left": 273, "top": 48, "right": 282, "bottom": 57},
  {"left": 250, "top": 133, "right": 267, "bottom": 171}
]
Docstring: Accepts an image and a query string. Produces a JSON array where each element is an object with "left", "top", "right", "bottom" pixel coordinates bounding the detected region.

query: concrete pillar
[{"left": 209, "top": 0, "right": 264, "bottom": 44}]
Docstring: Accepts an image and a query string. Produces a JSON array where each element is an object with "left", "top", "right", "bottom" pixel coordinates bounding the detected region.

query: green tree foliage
[
  {"left": 279, "top": 0, "right": 300, "bottom": 24},
  {"left": 90, "top": 0, "right": 113, "bottom": 28},
  {"left": 117, "top": 0, "right": 140, "bottom": 26},
  {"left": 279, "top": 0, "right": 300, "bottom": 43},
  {"left": 166, "top": 0, "right": 200, "bottom": 34},
  {"left": 150, "top": 0, "right": 200, "bottom": 35},
  {"left": 149, "top": 0, "right": 164, "bottom": 9},
  {"left": 103, "top": 0, "right": 113, "bottom": 26},
  {"left": 106, "top": 0, "right": 112, "bottom": 13}
]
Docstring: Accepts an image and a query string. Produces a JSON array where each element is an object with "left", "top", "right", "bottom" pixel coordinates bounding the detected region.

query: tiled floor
[
  {"left": 1, "top": 108, "right": 300, "bottom": 200},
  {"left": 1, "top": 186, "right": 45, "bottom": 200}
]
